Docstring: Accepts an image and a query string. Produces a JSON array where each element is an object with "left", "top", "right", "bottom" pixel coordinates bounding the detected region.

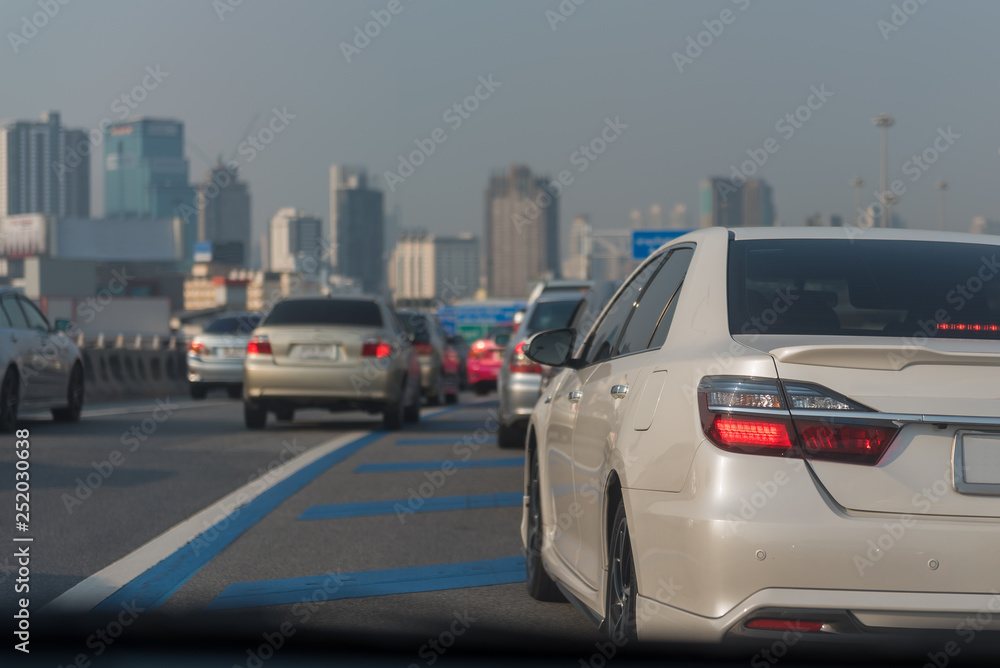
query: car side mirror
[
  {"left": 524, "top": 328, "right": 576, "bottom": 368},
  {"left": 54, "top": 318, "right": 72, "bottom": 333}
]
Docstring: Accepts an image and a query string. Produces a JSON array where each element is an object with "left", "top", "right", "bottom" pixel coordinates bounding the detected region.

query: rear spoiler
[{"left": 771, "top": 344, "right": 1000, "bottom": 371}]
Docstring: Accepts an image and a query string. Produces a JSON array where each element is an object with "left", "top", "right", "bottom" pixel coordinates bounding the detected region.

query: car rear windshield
[
  {"left": 264, "top": 300, "right": 383, "bottom": 327},
  {"left": 728, "top": 239, "right": 1000, "bottom": 339},
  {"left": 525, "top": 299, "right": 583, "bottom": 335},
  {"left": 204, "top": 314, "right": 261, "bottom": 335},
  {"left": 398, "top": 312, "right": 432, "bottom": 343}
]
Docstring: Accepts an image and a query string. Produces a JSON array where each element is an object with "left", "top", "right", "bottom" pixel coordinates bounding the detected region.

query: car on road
[
  {"left": 397, "top": 309, "right": 458, "bottom": 405},
  {"left": 521, "top": 226, "right": 1000, "bottom": 644},
  {"left": 514, "top": 279, "right": 593, "bottom": 327},
  {"left": 187, "top": 312, "right": 262, "bottom": 399},
  {"left": 242, "top": 296, "right": 421, "bottom": 430},
  {"left": 0, "top": 289, "right": 84, "bottom": 430},
  {"left": 445, "top": 332, "right": 470, "bottom": 391},
  {"left": 466, "top": 323, "right": 513, "bottom": 395},
  {"left": 497, "top": 295, "right": 585, "bottom": 448}
]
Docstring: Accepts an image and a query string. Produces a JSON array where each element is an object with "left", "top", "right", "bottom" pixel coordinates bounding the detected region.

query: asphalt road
[{"left": 0, "top": 391, "right": 601, "bottom": 663}]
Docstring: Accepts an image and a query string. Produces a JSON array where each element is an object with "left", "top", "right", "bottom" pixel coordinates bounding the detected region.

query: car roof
[{"left": 664, "top": 225, "right": 1000, "bottom": 245}]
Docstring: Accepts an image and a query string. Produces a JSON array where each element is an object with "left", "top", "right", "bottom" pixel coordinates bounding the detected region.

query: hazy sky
[{"left": 4, "top": 0, "right": 1000, "bottom": 250}]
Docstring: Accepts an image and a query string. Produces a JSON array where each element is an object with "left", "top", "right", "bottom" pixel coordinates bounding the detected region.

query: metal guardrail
[{"left": 72, "top": 331, "right": 189, "bottom": 351}]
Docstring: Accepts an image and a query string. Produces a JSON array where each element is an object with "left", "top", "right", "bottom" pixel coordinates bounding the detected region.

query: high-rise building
[
  {"left": 669, "top": 203, "right": 689, "bottom": 229},
  {"left": 269, "top": 207, "right": 322, "bottom": 273},
  {"left": 104, "top": 118, "right": 192, "bottom": 219},
  {"left": 700, "top": 177, "right": 775, "bottom": 228},
  {"left": 197, "top": 161, "right": 251, "bottom": 266},
  {"left": 562, "top": 215, "right": 592, "bottom": 280},
  {"left": 484, "top": 164, "right": 559, "bottom": 298},
  {"left": 389, "top": 232, "right": 479, "bottom": 303},
  {"left": 330, "top": 165, "right": 384, "bottom": 294},
  {"left": 0, "top": 111, "right": 90, "bottom": 218}
]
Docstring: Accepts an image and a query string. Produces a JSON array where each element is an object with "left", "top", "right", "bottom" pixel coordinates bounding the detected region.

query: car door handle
[
  {"left": 568, "top": 390, "right": 582, "bottom": 403},
  {"left": 610, "top": 384, "right": 629, "bottom": 399}
]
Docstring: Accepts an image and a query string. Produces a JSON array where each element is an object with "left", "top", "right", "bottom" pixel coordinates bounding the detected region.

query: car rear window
[
  {"left": 398, "top": 312, "right": 432, "bottom": 343},
  {"left": 525, "top": 299, "right": 583, "bottom": 335},
  {"left": 264, "top": 300, "right": 383, "bottom": 327},
  {"left": 728, "top": 239, "right": 1000, "bottom": 339},
  {"left": 204, "top": 314, "right": 261, "bottom": 335}
]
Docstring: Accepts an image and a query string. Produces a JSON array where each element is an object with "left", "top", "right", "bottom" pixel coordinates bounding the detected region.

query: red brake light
[
  {"left": 413, "top": 342, "right": 433, "bottom": 355},
  {"left": 794, "top": 420, "right": 897, "bottom": 464},
  {"left": 247, "top": 336, "right": 272, "bottom": 355},
  {"left": 709, "top": 415, "right": 794, "bottom": 450},
  {"left": 362, "top": 339, "right": 392, "bottom": 358},
  {"left": 509, "top": 341, "right": 543, "bottom": 374},
  {"left": 746, "top": 619, "right": 824, "bottom": 632},
  {"left": 188, "top": 341, "right": 208, "bottom": 356}
]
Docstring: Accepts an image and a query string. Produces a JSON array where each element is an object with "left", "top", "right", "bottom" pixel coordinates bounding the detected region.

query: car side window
[
  {"left": 583, "top": 254, "right": 666, "bottom": 365},
  {"left": 0, "top": 305, "right": 10, "bottom": 329},
  {"left": 1, "top": 297, "right": 29, "bottom": 330},
  {"left": 19, "top": 298, "right": 51, "bottom": 333},
  {"left": 617, "top": 247, "right": 695, "bottom": 355}
]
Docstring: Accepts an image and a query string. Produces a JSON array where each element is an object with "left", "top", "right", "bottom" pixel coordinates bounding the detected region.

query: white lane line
[{"left": 42, "top": 429, "right": 371, "bottom": 614}]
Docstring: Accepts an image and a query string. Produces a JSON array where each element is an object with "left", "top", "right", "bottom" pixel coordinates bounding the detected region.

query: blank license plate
[
  {"left": 955, "top": 432, "right": 1000, "bottom": 495},
  {"left": 299, "top": 344, "right": 336, "bottom": 360},
  {"left": 219, "top": 347, "right": 244, "bottom": 358}
]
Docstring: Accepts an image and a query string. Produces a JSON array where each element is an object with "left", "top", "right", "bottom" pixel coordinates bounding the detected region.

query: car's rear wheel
[
  {"left": 0, "top": 367, "right": 19, "bottom": 433},
  {"left": 383, "top": 392, "right": 405, "bottom": 430},
  {"left": 190, "top": 384, "right": 208, "bottom": 400},
  {"left": 244, "top": 401, "right": 267, "bottom": 429},
  {"left": 275, "top": 407, "right": 294, "bottom": 422},
  {"left": 498, "top": 421, "right": 524, "bottom": 449},
  {"left": 428, "top": 371, "right": 446, "bottom": 406},
  {"left": 526, "top": 447, "right": 565, "bottom": 602},
  {"left": 474, "top": 381, "right": 490, "bottom": 396},
  {"left": 607, "top": 499, "right": 638, "bottom": 643},
  {"left": 226, "top": 385, "right": 242, "bottom": 399},
  {"left": 404, "top": 379, "right": 421, "bottom": 423},
  {"left": 52, "top": 363, "right": 84, "bottom": 423}
]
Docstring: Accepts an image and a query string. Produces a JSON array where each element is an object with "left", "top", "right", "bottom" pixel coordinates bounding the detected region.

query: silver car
[
  {"left": 0, "top": 289, "right": 84, "bottom": 430},
  {"left": 243, "top": 296, "right": 421, "bottom": 430},
  {"left": 187, "top": 312, "right": 262, "bottom": 399},
  {"left": 496, "top": 293, "right": 584, "bottom": 448}
]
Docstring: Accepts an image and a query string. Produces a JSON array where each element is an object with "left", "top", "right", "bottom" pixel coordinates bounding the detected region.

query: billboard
[
  {"left": 0, "top": 214, "right": 49, "bottom": 258},
  {"left": 194, "top": 241, "right": 213, "bottom": 263},
  {"left": 631, "top": 229, "right": 694, "bottom": 260}
]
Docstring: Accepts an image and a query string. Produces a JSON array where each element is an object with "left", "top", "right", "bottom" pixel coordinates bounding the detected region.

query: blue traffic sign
[{"left": 631, "top": 229, "right": 694, "bottom": 260}]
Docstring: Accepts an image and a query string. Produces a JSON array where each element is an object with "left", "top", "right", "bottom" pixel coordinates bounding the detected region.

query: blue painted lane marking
[
  {"left": 298, "top": 492, "right": 523, "bottom": 520},
  {"left": 93, "top": 432, "right": 385, "bottom": 613},
  {"left": 205, "top": 556, "right": 526, "bottom": 611},
  {"left": 395, "top": 437, "right": 497, "bottom": 445},
  {"left": 355, "top": 457, "right": 523, "bottom": 473}
]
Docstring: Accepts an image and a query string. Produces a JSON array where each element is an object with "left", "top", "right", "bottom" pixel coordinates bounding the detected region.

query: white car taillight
[{"left": 697, "top": 376, "right": 899, "bottom": 465}]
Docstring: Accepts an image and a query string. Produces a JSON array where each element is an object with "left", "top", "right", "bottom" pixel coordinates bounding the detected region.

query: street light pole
[
  {"left": 873, "top": 114, "right": 895, "bottom": 228},
  {"left": 936, "top": 180, "right": 948, "bottom": 231}
]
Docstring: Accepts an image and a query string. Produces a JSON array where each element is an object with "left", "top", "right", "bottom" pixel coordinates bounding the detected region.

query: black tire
[
  {"left": 0, "top": 367, "right": 19, "bottom": 433},
  {"left": 52, "top": 363, "right": 84, "bottom": 423},
  {"left": 382, "top": 393, "right": 405, "bottom": 430},
  {"left": 428, "top": 371, "right": 445, "bottom": 406},
  {"left": 475, "top": 381, "right": 490, "bottom": 396},
  {"left": 498, "top": 421, "right": 525, "bottom": 449},
  {"left": 226, "top": 385, "right": 242, "bottom": 399},
  {"left": 404, "top": 380, "right": 421, "bottom": 423},
  {"left": 607, "top": 498, "right": 638, "bottom": 643},
  {"left": 526, "top": 448, "right": 566, "bottom": 602},
  {"left": 244, "top": 401, "right": 267, "bottom": 430},
  {"left": 275, "top": 407, "right": 294, "bottom": 422},
  {"left": 445, "top": 378, "right": 459, "bottom": 405},
  {"left": 190, "top": 384, "right": 208, "bottom": 400}
]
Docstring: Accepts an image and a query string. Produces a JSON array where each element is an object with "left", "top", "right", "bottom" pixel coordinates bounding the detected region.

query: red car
[{"left": 466, "top": 324, "right": 513, "bottom": 395}]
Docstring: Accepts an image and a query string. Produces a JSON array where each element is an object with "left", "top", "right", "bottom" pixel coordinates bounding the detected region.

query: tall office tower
[
  {"left": 104, "top": 118, "right": 192, "bottom": 219},
  {"left": 197, "top": 161, "right": 251, "bottom": 266},
  {"left": 669, "top": 203, "right": 689, "bottom": 229},
  {"left": 647, "top": 204, "right": 663, "bottom": 229},
  {"left": 329, "top": 165, "right": 384, "bottom": 294},
  {"left": 269, "top": 207, "right": 322, "bottom": 273},
  {"left": 389, "top": 232, "right": 480, "bottom": 302},
  {"left": 700, "top": 177, "right": 743, "bottom": 228},
  {"left": 742, "top": 178, "right": 776, "bottom": 227},
  {"left": 0, "top": 111, "right": 90, "bottom": 218},
  {"left": 484, "top": 164, "right": 559, "bottom": 298},
  {"left": 562, "top": 215, "right": 592, "bottom": 280},
  {"left": 433, "top": 233, "right": 479, "bottom": 300}
]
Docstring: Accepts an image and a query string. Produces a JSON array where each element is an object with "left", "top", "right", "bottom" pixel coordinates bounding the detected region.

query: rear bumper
[
  {"left": 243, "top": 360, "right": 396, "bottom": 405},
  {"left": 467, "top": 358, "right": 501, "bottom": 384},
  {"left": 187, "top": 357, "right": 244, "bottom": 384}
]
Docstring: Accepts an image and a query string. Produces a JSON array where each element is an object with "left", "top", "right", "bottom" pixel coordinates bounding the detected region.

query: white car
[
  {"left": 521, "top": 226, "right": 1000, "bottom": 645},
  {"left": 0, "top": 288, "right": 84, "bottom": 430}
]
